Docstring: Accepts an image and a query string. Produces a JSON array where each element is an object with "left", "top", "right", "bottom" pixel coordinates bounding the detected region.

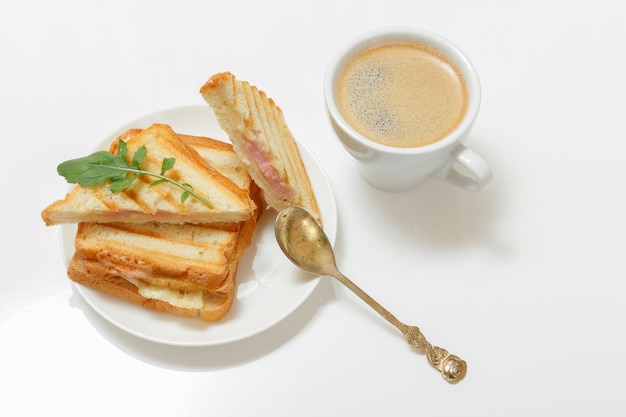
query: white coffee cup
[{"left": 324, "top": 27, "right": 493, "bottom": 192}]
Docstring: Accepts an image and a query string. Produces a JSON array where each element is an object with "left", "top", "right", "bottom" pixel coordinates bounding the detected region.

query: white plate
[{"left": 60, "top": 105, "right": 337, "bottom": 347}]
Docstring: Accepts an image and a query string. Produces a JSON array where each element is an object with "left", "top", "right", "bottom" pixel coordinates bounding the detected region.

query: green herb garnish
[{"left": 57, "top": 139, "right": 213, "bottom": 208}]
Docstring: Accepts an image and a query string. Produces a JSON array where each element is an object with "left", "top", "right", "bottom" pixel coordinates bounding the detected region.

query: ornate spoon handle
[{"left": 332, "top": 269, "right": 467, "bottom": 383}]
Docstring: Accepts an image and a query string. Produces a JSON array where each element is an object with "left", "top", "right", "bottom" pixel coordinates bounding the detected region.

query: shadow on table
[
  {"left": 342, "top": 148, "right": 507, "bottom": 255},
  {"left": 68, "top": 277, "right": 336, "bottom": 371}
]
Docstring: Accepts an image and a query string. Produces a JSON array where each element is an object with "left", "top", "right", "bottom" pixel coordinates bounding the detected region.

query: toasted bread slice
[
  {"left": 73, "top": 221, "right": 241, "bottom": 291},
  {"left": 200, "top": 72, "right": 321, "bottom": 223},
  {"left": 42, "top": 123, "right": 256, "bottom": 226},
  {"left": 68, "top": 255, "right": 237, "bottom": 321}
]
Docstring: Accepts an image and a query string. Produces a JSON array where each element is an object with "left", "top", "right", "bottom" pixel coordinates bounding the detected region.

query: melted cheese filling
[{"left": 127, "top": 278, "right": 203, "bottom": 310}]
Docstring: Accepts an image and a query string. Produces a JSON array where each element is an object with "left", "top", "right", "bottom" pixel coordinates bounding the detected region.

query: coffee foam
[{"left": 336, "top": 42, "right": 468, "bottom": 148}]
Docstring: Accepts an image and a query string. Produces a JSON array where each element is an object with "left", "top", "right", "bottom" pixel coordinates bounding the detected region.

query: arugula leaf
[
  {"left": 181, "top": 183, "right": 193, "bottom": 203},
  {"left": 57, "top": 139, "right": 213, "bottom": 208},
  {"left": 57, "top": 151, "right": 130, "bottom": 186},
  {"left": 117, "top": 140, "right": 129, "bottom": 163},
  {"left": 161, "top": 157, "right": 176, "bottom": 174},
  {"left": 131, "top": 145, "right": 148, "bottom": 168},
  {"left": 110, "top": 175, "right": 136, "bottom": 193}
]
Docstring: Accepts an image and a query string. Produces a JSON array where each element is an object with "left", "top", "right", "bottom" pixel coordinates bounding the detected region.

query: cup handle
[{"left": 435, "top": 145, "right": 493, "bottom": 191}]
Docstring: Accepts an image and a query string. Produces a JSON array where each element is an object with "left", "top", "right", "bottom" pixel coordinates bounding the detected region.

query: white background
[{"left": 2, "top": 1, "right": 625, "bottom": 415}]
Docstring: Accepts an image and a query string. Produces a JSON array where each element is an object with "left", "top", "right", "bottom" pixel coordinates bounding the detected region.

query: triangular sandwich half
[
  {"left": 42, "top": 123, "right": 256, "bottom": 226},
  {"left": 200, "top": 72, "right": 321, "bottom": 224}
]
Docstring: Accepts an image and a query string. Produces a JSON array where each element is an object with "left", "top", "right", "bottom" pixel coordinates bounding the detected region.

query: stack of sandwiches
[{"left": 41, "top": 73, "right": 321, "bottom": 322}]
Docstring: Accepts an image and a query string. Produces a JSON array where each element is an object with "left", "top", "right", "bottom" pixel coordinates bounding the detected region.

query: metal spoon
[{"left": 274, "top": 206, "right": 467, "bottom": 383}]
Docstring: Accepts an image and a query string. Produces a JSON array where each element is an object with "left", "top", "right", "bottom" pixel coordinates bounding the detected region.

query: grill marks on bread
[
  {"left": 74, "top": 221, "right": 240, "bottom": 292},
  {"left": 200, "top": 72, "right": 321, "bottom": 224},
  {"left": 41, "top": 124, "right": 256, "bottom": 225}
]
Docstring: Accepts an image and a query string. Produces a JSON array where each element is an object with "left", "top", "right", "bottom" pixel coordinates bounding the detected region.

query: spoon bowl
[{"left": 275, "top": 206, "right": 338, "bottom": 276}]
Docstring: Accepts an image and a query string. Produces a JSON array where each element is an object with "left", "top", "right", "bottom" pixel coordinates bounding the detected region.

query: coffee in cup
[
  {"left": 324, "top": 27, "right": 492, "bottom": 192},
  {"left": 335, "top": 41, "right": 468, "bottom": 149}
]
